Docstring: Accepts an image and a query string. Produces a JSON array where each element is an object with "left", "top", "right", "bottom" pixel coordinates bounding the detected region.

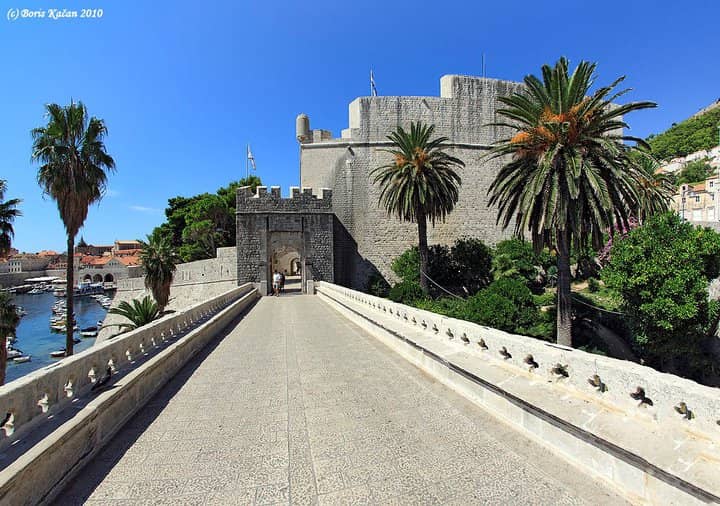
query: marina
[{"left": 5, "top": 290, "right": 111, "bottom": 383}]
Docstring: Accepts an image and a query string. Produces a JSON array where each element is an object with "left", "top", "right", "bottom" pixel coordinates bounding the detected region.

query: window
[{"left": 695, "top": 196, "right": 701, "bottom": 203}]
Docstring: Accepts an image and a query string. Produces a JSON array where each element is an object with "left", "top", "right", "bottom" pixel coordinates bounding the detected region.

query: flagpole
[{"left": 246, "top": 144, "right": 249, "bottom": 179}]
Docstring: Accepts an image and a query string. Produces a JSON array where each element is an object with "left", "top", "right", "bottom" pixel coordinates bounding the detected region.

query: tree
[
  {"left": 153, "top": 176, "right": 262, "bottom": 262},
  {"left": 372, "top": 122, "right": 464, "bottom": 294},
  {"left": 450, "top": 237, "right": 493, "bottom": 294},
  {"left": 140, "top": 234, "right": 180, "bottom": 314},
  {"left": 634, "top": 151, "right": 675, "bottom": 222},
  {"left": 390, "top": 238, "right": 492, "bottom": 297},
  {"left": 676, "top": 158, "right": 714, "bottom": 186},
  {"left": 647, "top": 106, "right": 720, "bottom": 161},
  {"left": 32, "top": 101, "right": 115, "bottom": 356},
  {"left": 0, "top": 180, "right": 21, "bottom": 257},
  {"left": 603, "top": 213, "right": 720, "bottom": 379},
  {"left": 0, "top": 292, "right": 20, "bottom": 385},
  {"left": 108, "top": 296, "right": 160, "bottom": 332},
  {"left": 492, "top": 239, "right": 541, "bottom": 282},
  {"left": 487, "top": 57, "right": 658, "bottom": 346}
]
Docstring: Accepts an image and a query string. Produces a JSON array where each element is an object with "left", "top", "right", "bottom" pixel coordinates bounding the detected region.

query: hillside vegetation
[{"left": 647, "top": 105, "right": 720, "bottom": 161}]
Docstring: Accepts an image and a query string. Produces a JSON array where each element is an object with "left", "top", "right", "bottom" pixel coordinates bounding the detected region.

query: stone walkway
[{"left": 57, "top": 294, "right": 625, "bottom": 505}]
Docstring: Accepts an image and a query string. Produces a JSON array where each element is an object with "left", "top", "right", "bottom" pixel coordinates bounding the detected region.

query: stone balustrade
[
  {"left": 316, "top": 281, "right": 720, "bottom": 504},
  {"left": 0, "top": 283, "right": 255, "bottom": 452}
]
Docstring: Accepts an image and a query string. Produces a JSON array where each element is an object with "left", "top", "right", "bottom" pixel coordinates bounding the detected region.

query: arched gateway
[{"left": 235, "top": 186, "right": 334, "bottom": 295}]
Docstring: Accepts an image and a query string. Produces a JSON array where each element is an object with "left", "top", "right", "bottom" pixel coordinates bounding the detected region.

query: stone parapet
[
  {"left": 316, "top": 281, "right": 720, "bottom": 505},
  {"left": 236, "top": 186, "right": 332, "bottom": 213},
  {"left": 0, "top": 283, "right": 258, "bottom": 506}
]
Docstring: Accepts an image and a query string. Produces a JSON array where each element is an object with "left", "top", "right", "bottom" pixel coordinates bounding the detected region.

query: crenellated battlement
[{"left": 236, "top": 185, "right": 332, "bottom": 213}]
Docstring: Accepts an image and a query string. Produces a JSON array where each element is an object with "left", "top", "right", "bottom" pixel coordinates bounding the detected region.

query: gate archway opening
[
  {"left": 104, "top": 273, "right": 114, "bottom": 283},
  {"left": 92, "top": 274, "right": 103, "bottom": 283},
  {"left": 269, "top": 233, "right": 303, "bottom": 295}
]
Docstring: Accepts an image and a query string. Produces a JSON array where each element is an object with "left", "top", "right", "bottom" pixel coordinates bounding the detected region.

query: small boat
[
  {"left": 28, "top": 288, "right": 43, "bottom": 295},
  {"left": 81, "top": 326, "right": 98, "bottom": 338},
  {"left": 15, "top": 307, "right": 27, "bottom": 317},
  {"left": 7, "top": 349, "right": 23, "bottom": 360},
  {"left": 73, "top": 337, "right": 81, "bottom": 344},
  {"left": 50, "top": 349, "right": 66, "bottom": 358},
  {"left": 13, "top": 355, "right": 31, "bottom": 364}
]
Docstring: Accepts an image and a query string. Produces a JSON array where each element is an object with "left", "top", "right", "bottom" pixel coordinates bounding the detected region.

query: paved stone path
[{"left": 58, "top": 295, "right": 625, "bottom": 505}]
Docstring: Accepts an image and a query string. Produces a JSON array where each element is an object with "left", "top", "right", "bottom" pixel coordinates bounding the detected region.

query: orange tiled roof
[{"left": 118, "top": 255, "right": 142, "bottom": 266}]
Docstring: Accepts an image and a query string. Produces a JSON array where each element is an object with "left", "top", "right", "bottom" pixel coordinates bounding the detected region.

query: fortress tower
[{"left": 296, "top": 75, "right": 523, "bottom": 289}]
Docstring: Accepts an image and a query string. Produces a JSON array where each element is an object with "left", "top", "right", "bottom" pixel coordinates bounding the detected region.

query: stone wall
[
  {"left": 98, "top": 247, "right": 238, "bottom": 343},
  {"left": 0, "top": 284, "right": 258, "bottom": 505},
  {"left": 300, "top": 75, "right": 524, "bottom": 289},
  {"left": 317, "top": 281, "right": 720, "bottom": 504},
  {"left": 0, "top": 271, "right": 49, "bottom": 288}
]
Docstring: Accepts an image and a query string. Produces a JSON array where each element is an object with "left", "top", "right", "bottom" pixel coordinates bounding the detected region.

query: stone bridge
[{"left": 0, "top": 282, "right": 718, "bottom": 505}]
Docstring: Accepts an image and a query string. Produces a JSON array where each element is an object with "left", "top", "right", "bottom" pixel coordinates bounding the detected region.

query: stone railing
[
  {"left": 316, "top": 282, "right": 720, "bottom": 504},
  {"left": 0, "top": 283, "right": 255, "bottom": 452}
]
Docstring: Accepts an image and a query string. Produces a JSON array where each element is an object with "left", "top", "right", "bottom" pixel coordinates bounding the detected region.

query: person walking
[
  {"left": 280, "top": 270, "right": 286, "bottom": 293},
  {"left": 272, "top": 270, "right": 282, "bottom": 296}
]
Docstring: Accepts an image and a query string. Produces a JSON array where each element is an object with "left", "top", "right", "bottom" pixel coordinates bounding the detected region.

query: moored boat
[
  {"left": 13, "top": 355, "right": 31, "bottom": 364},
  {"left": 7, "top": 349, "right": 23, "bottom": 360}
]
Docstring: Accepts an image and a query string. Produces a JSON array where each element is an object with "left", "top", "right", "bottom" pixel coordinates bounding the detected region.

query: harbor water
[{"left": 6, "top": 291, "right": 110, "bottom": 384}]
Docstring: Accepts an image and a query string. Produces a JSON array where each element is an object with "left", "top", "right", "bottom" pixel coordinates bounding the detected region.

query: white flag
[
  {"left": 370, "top": 69, "right": 378, "bottom": 97},
  {"left": 247, "top": 145, "right": 256, "bottom": 170}
]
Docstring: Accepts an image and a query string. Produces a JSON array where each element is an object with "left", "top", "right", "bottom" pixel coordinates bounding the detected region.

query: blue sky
[{"left": 1, "top": 0, "right": 718, "bottom": 252}]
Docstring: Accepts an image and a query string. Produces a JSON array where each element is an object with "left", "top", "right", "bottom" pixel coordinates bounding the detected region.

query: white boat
[
  {"left": 13, "top": 355, "right": 31, "bottom": 363},
  {"left": 28, "top": 288, "right": 43, "bottom": 295},
  {"left": 53, "top": 289, "right": 66, "bottom": 297},
  {"left": 50, "top": 350, "right": 66, "bottom": 358},
  {"left": 7, "top": 349, "right": 23, "bottom": 360},
  {"left": 81, "top": 326, "right": 98, "bottom": 338}
]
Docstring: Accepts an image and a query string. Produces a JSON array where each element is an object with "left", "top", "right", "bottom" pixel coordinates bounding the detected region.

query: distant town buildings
[
  {"left": 663, "top": 148, "right": 720, "bottom": 225},
  {"left": 0, "top": 240, "right": 144, "bottom": 288}
]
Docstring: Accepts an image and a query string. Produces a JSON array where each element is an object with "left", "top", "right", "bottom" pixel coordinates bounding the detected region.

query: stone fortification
[
  {"left": 299, "top": 75, "right": 524, "bottom": 289},
  {"left": 236, "top": 186, "right": 333, "bottom": 295},
  {"left": 98, "top": 247, "right": 238, "bottom": 343}
]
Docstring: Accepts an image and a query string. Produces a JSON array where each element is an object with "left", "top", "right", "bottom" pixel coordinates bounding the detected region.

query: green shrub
[
  {"left": 391, "top": 238, "right": 493, "bottom": 297},
  {"left": 603, "top": 212, "right": 720, "bottom": 378},
  {"left": 388, "top": 280, "right": 424, "bottom": 303},
  {"left": 533, "top": 291, "right": 556, "bottom": 306},
  {"left": 450, "top": 237, "right": 492, "bottom": 294},
  {"left": 366, "top": 273, "right": 390, "bottom": 297},
  {"left": 391, "top": 247, "right": 420, "bottom": 283},
  {"left": 587, "top": 277, "right": 600, "bottom": 293}
]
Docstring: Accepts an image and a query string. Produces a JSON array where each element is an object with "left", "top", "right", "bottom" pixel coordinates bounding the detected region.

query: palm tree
[
  {"left": 0, "top": 180, "right": 21, "bottom": 257},
  {"left": 140, "top": 234, "right": 179, "bottom": 313},
  {"left": 634, "top": 150, "right": 674, "bottom": 223},
  {"left": 0, "top": 292, "right": 20, "bottom": 385},
  {"left": 371, "top": 122, "right": 464, "bottom": 293},
  {"left": 108, "top": 296, "right": 159, "bottom": 332},
  {"left": 487, "top": 57, "right": 659, "bottom": 346},
  {"left": 32, "top": 101, "right": 115, "bottom": 356}
]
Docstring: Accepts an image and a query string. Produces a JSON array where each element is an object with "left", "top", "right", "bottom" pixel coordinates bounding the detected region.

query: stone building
[{"left": 237, "top": 74, "right": 525, "bottom": 292}]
